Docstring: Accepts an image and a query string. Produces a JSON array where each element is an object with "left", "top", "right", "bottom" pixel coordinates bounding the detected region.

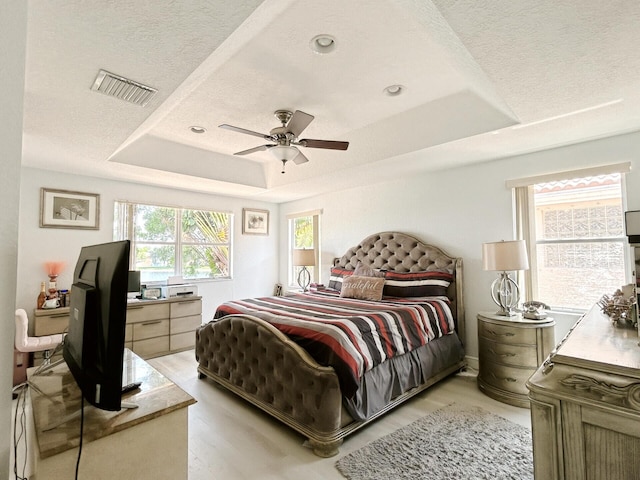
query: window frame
[
  {"left": 512, "top": 165, "right": 630, "bottom": 312},
  {"left": 114, "top": 201, "right": 233, "bottom": 283},
  {"left": 287, "top": 209, "right": 321, "bottom": 289}
]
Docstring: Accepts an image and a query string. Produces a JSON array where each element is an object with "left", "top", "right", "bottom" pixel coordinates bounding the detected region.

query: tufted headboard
[{"left": 332, "top": 232, "right": 464, "bottom": 340}]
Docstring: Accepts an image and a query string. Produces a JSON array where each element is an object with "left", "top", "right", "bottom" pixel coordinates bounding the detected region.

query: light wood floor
[{"left": 148, "top": 350, "right": 532, "bottom": 480}]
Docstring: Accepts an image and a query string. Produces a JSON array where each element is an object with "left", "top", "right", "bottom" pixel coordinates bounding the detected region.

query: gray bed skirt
[{"left": 345, "top": 332, "right": 465, "bottom": 420}]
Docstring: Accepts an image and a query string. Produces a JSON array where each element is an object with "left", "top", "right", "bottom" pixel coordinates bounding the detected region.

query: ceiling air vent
[{"left": 91, "top": 69, "right": 157, "bottom": 107}]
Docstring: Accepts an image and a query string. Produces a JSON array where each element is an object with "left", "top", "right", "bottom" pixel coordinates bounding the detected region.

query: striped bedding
[{"left": 213, "top": 290, "right": 456, "bottom": 398}]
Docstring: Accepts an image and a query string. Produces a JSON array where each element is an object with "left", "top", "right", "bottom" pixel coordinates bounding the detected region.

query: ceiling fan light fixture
[
  {"left": 383, "top": 84, "right": 405, "bottom": 97},
  {"left": 189, "top": 126, "right": 206, "bottom": 134},
  {"left": 269, "top": 145, "right": 299, "bottom": 162},
  {"left": 310, "top": 34, "right": 336, "bottom": 54}
]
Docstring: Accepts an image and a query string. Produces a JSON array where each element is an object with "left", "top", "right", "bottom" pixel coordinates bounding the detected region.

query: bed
[{"left": 195, "top": 232, "right": 465, "bottom": 457}]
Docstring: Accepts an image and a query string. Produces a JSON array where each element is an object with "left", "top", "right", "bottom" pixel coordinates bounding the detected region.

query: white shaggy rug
[{"left": 335, "top": 404, "right": 533, "bottom": 480}]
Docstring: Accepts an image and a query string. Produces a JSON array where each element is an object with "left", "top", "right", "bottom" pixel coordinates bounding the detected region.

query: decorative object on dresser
[
  {"left": 242, "top": 208, "right": 269, "bottom": 235},
  {"left": 40, "top": 188, "right": 100, "bottom": 229},
  {"left": 44, "top": 260, "right": 65, "bottom": 300},
  {"left": 292, "top": 248, "right": 316, "bottom": 291},
  {"left": 196, "top": 232, "right": 465, "bottom": 457},
  {"left": 597, "top": 284, "right": 637, "bottom": 328},
  {"left": 477, "top": 311, "right": 555, "bottom": 408},
  {"left": 335, "top": 404, "right": 533, "bottom": 480},
  {"left": 527, "top": 305, "right": 640, "bottom": 480},
  {"left": 482, "top": 239, "right": 529, "bottom": 316}
]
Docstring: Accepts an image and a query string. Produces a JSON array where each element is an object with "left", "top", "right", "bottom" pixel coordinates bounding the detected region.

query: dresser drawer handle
[
  {"left": 488, "top": 348, "right": 516, "bottom": 358},
  {"left": 141, "top": 320, "right": 162, "bottom": 326},
  {"left": 486, "top": 329, "right": 515, "bottom": 338},
  {"left": 490, "top": 372, "right": 517, "bottom": 383}
]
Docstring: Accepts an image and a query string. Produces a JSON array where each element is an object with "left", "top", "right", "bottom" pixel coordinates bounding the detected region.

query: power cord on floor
[
  {"left": 457, "top": 365, "right": 479, "bottom": 378},
  {"left": 12, "top": 383, "right": 29, "bottom": 480},
  {"left": 75, "top": 395, "right": 85, "bottom": 480}
]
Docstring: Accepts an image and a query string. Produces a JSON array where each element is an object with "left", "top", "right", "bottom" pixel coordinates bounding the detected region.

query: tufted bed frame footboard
[{"left": 195, "top": 232, "right": 465, "bottom": 457}]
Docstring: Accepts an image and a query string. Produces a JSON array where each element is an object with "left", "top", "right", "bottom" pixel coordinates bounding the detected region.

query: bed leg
[
  {"left": 198, "top": 371, "right": 206, "bottom": 380},
  {"left": 307, "top": 438, "right": 342, "bottom": 458}
]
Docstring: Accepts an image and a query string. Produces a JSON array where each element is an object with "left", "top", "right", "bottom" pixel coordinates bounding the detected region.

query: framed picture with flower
[
  {"left": 40, "top": 188, "right": 100, "bottom": 230},
  {"left": 242, "top": 208, "right": 269, "bottom": 235}
]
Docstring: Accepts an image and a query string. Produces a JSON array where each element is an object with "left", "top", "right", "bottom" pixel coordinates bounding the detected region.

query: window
[
  {"left": 114, "top": 201, "right": 232, "bottom": 283},
  {"left": 288, "top": 210, "right": 321, "bottom": 288},
  {"left": 515, "top": 171, "right": 627, "bottom": 310}
]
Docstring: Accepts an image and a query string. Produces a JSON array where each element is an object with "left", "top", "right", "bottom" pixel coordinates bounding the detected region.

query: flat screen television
[{"left": 63, "top": 240, "right": 130, "bottom": 411}]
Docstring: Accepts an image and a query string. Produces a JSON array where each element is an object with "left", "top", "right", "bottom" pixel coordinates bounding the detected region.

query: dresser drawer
[
  {"left": 132, "top": 319, "right": 169, "bottom": 341},
  {"left": 126, "top": 303, "right": 170, "bottom": 324},
  {"left": 170, "top": 331, "right": 196, "bottom": 351},
  {"left": 132, "top": 336, "right": 170, "bottom": 358},
  {"left": 34, "top": 311, "right": 70, "bottom": 336},
  {"left": 479, "top": 338, "right": 538, "bottom": 368},
  {"left": 478, "top": 321, "right": 537, "bottom": 345},
  {"left": 170, "top": 314, "right": 202, "bottom": 335},
  {"left": 170, "top": 299, "right": 202, "bottom": 318},
  {"left": 479, "top": 363, "right": 534, "bottom": 396},
  {"left": 125, "top": 324, "right": 133, "bottom": 343}
]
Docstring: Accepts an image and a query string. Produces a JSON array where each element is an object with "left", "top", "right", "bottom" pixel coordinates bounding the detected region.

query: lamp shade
[
  {"left": 270, "top": 145, "right": 299, "bottom": 162},
  {"left": 482, "top": 240, "right": 529, "bottom": 271},
  {"left": 292, "top": 249, "right": 316, "bottom": 267}
]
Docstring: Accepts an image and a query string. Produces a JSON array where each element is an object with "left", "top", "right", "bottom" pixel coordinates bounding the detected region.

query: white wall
[
  {"left": 279, "top": 130, "right": 640, "bottom": 359},
  {"left": 17, "top": 168, "right": 280, "bottom": 328},
  {"left": 1, "top": 3, "right": 27, "bottom": 479}
]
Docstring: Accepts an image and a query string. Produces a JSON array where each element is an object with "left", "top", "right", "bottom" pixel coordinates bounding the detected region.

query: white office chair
[{"left": 14, "top": 308, "right": 64, "bottom": 363}]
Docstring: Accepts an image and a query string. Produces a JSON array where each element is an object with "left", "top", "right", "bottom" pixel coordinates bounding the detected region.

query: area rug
[{"left": 335, "top": 404, "right": 533, "bottom": 480}]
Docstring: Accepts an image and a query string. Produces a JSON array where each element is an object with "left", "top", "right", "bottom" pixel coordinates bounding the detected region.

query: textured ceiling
[{"left": 21, "top": 0, "right": 640, "bottom": 202}]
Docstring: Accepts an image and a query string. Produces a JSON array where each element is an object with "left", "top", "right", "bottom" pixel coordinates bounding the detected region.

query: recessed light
[
  {"left": 310, "top": 34, "right": 336, "bottom": 54},
  {"left": 383, "top": 85, "right": 405, "bottom": 97},
  {"left": 190, "top": 126, "right": 206, "bottom": 134}
]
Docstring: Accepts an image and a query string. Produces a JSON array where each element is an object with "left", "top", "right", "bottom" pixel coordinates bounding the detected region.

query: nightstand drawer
[
  {"left": 479, "top": 364, "right": 533, "bottom": 396},
  {"left": 478, "top": 321, "right": 537, "bottom": 345},
  {"left": 479, "top": 338, "right": 538, "bottom": 368}
]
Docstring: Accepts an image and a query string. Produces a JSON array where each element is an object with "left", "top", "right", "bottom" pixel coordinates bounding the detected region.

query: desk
[{"left": 28, "top": 349, "right": 196, "bottom": 479}]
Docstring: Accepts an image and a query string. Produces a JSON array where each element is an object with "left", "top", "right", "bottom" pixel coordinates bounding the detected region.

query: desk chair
[{"left": 14, "top": 308, "right": 64, "bottom": 364}]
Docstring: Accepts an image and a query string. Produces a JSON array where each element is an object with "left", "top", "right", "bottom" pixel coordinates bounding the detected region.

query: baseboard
[{"left": 465, "top": 355, "right": 479, "bottom": 372}]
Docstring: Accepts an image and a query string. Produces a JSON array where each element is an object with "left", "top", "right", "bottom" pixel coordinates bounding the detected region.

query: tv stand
[{"left": 27, "top": 349, "right": 195, "bottom": 479}]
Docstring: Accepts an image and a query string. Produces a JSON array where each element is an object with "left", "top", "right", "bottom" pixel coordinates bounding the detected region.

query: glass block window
[{"left": 532, "top": 174, "right": 625, "bottom": 309}]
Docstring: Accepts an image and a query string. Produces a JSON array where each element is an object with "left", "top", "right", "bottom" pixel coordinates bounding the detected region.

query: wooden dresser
[
  {"left": 33, "top": 296, "right": 202, "bottom": 360},
  {"left": 527, "top": 306, "right": 640, "bottom": 480},
  {"left": 477, "top": 312, "right": 555, "bottom": 408}
]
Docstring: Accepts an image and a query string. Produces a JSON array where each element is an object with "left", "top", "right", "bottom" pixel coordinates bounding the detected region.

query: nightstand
[{"left": 477, "top": 311, "right": 555, "bottom": 408}]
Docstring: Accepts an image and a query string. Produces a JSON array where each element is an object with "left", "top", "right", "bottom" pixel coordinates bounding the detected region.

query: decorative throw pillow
[
  {"left": 327, "top": 267, "right": 354, "bottom": 292},
  {"left": 383, "top": 270, "right": 453, "bottom": 297},
  {"left": 354, "top": 262, "right": 386, "bottom": 278},
  {"left": 340, "top": 275, "right": 385, "bottom": 301}
]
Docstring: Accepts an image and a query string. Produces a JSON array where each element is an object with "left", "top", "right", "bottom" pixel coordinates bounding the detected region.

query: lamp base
[
  {"left": 490, "top": 272, "right": 520, "bottom": 316},
  {"left": 297, "top": 266, "right": 311, "bottom": 292}
]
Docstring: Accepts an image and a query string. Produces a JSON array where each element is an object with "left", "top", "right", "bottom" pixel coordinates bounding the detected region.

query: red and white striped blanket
[{"left": 214, "top": 290, "right": 456, "bottom": 397}]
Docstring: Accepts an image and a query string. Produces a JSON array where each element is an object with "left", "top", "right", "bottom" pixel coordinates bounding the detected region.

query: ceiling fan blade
[
  {"left": 298, "top": 139, "right": 349, "bottom": 150},
  {"left": 234, "top": 144, "right": 275, "bottom": 155},
  {"left": 287, "top": 110, "right": 314, "bottom": 137},
  {"left": 219, "top": 124, "right": 271, "bottom": 140},
  {"left": 292, "top": 150, "right": 309, "bottom": 165}
]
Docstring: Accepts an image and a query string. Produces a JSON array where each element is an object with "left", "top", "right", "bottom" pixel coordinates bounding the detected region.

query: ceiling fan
[{"left": 219, "top": 110, "right": 349, "bottom": 173}]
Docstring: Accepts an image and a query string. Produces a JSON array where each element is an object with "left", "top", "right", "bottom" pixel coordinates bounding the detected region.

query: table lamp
[
  {"left": 292, "top": 249, "right": 316, "bottom": 292},
  {"left": 482, "top": 240, "right": 529, "bottom": 316}
]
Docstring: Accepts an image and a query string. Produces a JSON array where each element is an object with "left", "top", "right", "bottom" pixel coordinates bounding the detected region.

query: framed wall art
[
  {"left": 40, "top": 188, "right": 100, "bottom": 230},
  {"left": 242, "top": 208, "right": 269, "bottom": 235}
]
